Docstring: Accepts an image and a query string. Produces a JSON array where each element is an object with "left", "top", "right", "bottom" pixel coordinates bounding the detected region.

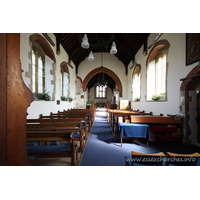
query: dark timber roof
[{"left": 54, "top": 33, "right": 150, "bottom": 75}]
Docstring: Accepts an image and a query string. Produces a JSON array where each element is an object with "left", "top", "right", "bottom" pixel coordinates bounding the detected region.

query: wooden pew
[
  {"left": 57, "top": 109, "right": 95, "bottom": 132},
  {"left": 26, "top": 130, "right": 78, "bottom": 166},
  {"left": 130, "top": 116, "right": 182, "bottom": 142},
  {"left": 27, "top": 120, "right": 84, "bottom": 152},
  {"left": 107, "top": 109, "right": 146, "bottom": 130},
  {"left": 49, "top": 112, "right": 91, "bottom": 135},
  {"left": 110, "top": 110, "right": 153, "bottom": 140},
  {"left": 37, "top": 116, "right": 88, "bottom": 140},
  {"left": 107, "top": 109, "right": 132, "bottom": 125},
  {"left": 62, "top": 108, "right": 96, "bottom": 129}
]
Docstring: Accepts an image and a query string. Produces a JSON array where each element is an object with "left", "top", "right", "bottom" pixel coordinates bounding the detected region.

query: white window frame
[
  {"left": 147, "top": 51, "right": 167, "bottom": 101},
  {"left": 132, "top": 72, "right": 141, "bottom": 101},
  {"left": 60, "top": 68, "right": 69, "bottom": 97},
  {"left": 95, "top": 85, "right": 107, "bottom": 99},
  {"left": 31, "top": 49, "right": 45, "bottom": 94}
]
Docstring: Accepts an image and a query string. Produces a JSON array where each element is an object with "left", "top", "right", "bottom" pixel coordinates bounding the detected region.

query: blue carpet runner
[{"left": 80, "top": 110, "right": 200, "bottom": 166}]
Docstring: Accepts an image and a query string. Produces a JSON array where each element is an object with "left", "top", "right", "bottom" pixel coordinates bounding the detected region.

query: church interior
[
  {"left": 1, "top": 2, "right": 200, "bottom": 199},
  {"left": 1, "top": 32, "right": 200, "bottom": 167}
]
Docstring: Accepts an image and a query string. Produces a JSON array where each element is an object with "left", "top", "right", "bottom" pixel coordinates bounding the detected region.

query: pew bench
[
  {"left": 36, "top": 116, "right": 88, "bottom": 140},
  {"left": 112, "top": 110, "right": 153, "bottom": 141},
  {"left": 130, "top": 116, "right": 182, "bottom": 142},
  {"left": 26, "top": 131, "right": 78, "bottom": 166},
  {"left": 51, "top": 112, "right": 92, "bottom": 133},
  {"left": 27, "top": 121, "right": 85, "bottom": 152},
  {"left": 62, "top": 109, "right": 96, "bottom": 130}
]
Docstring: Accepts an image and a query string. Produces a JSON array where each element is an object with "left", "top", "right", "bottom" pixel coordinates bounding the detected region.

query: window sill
[{"left": 146, "top": 100, "right": 166, "bottom": 102}]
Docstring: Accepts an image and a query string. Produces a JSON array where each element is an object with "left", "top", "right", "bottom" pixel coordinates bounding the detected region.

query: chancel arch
[{"left": 82, "top": 67, "right": 123, "bottom": 97}]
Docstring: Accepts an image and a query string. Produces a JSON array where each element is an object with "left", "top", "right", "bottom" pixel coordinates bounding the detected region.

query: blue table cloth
[{"left": 118, "top": 123, "right": 150, "bottom": 140}]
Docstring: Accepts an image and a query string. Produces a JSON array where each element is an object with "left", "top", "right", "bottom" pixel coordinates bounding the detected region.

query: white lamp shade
[
  {"left": 88, "top": 51, "right": 94, "bottom": 61},
  {"left": 110, "top": 42, "right": 117, "bottom": 54},
  {"left": 81, "top": 34, "right": 89, "bottom": 49}
]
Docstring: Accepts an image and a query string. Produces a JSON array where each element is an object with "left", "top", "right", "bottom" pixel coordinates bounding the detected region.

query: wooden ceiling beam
[
  {"left": 140, "top": 33, "right": 148, "bottom": 55},
  {"left": 55, "top": 33, "right": 65, "bottom": 55}
]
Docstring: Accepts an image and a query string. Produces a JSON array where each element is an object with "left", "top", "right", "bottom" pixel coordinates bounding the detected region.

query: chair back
[
  {"left": 165, "top": 152, "right": 200, "bottom": 166},
  {"left": 125, "top": 151, "right": 166, "bottom": 166}
]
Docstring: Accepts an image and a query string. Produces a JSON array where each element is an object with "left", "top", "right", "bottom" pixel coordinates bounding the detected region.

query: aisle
[
  {"left": 80, "top": 110, "right": 125, "bottom": 165},
  {"left": 80, "top": 110, "right": 145, "bottom": 166},
  {"left": 80, "top": 109, "right": 200, "bottom": 166}
]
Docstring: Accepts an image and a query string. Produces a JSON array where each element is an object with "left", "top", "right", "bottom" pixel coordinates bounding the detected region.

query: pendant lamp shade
[
  {"left": 81, "top": 34, "right": 89, "bottom": 49},
  {"left": 88, "top": 51, "right": 94, "bottom": 61},
  {"left": 110, "top": 42, "right": 117, "bottom": 54}
]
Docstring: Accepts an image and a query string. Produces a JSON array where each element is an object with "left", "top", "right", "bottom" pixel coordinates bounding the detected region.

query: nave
[{"left": 35, "top": 109, "right": 200, "bottom": 166}]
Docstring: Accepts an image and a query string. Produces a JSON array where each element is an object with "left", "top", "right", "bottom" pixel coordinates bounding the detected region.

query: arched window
[
  {"left": 31, "top": 44, "right": 45, "bottom": 94},
  {"left": 95, "top": 85, "right": 107, "bottom": 98},
  {"left": 132, "top": 64, "right": 141, "bottom": 101},
  {"left": 146, "top": 40, "right": 170, "bottom": 101},
  {"left": 29, "top": 34, "right": 56, "bottom": 101},
  {"left": 60, "top": 62, "right": 70, "bottom": 98}
]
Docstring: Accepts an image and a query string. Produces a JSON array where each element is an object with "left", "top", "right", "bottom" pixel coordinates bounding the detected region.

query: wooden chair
[
  {"left": 165, "top": 152, "right": 200, "bottom": 166},
  {"left": 125, "top": 151, "right": 166, "bottom": 166}
]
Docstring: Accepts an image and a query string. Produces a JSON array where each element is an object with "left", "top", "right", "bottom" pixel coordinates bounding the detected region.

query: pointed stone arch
[
  {"left": 146, "top": 39, "right": 170, "bottom": 66},
  {"left": 29, "top": 33, "right": 56, "bottom": 63},
  {"left": 60, "top": 61, "right": 69, "bottom": 74},
  {"left": 82, "top": 67, "right": 123, "bottom": 96},
  {"left": 180, "top": 64, "right": 200, "bottom": 144},
  {"left": 76, "top": 76, "right": 83, "bottom": 84},
  {"left": 132, "top": 64, "right": 141, "bottom": 76},
  {"left": 180, "top": 65, "right": 200, "bottom": 91}
]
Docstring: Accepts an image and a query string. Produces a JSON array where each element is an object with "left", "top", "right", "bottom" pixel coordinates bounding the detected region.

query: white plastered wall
[
  {"left": 20, "top": 33, "right": 76, "bottom": 119},
  {"left": 77, "top": 52, "right": 128, "bottom": 100},
  {"left": 127, "top": 33, "right": 199, "bottom": 144},
  {"left": 128, "top": 33, "right": 197, "bottom": 114}
]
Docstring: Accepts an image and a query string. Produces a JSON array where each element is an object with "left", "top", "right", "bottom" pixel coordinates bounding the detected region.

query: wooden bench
[
  {"left": 37, "top": 116, "right": 88, "bottom": 140},
  {"left": 27, "top": 120, "right": 85, "bottom": 152},
  {"left": 26, "top": 130, "right": 78, "bottom": 166},
  {"left": 110, "top": 110, "right": 153, "bottom": 140},
  {"left": 130, "top": 116, "right": 182, "bottom": 142},
  {"left": 53, "top": 109, "right": 94, "bottom": 133},
  {"left": 62, "top": 108, "right": 96, "bottom": 129},
  {"left": 50, "top": 112, "right": 91, "bottom": 134}
]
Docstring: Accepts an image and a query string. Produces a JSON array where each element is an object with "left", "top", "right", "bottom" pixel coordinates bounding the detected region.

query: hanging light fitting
[
  {"left": 88, "top": 51, "right": 94, "bottom": 61},
  {"left": 110, "top": 42, "right": 117, "bottom": 54},
  {"left": 97, "top": 52, "right": 107, "bottom": 87},
  {"left": 81, "top": 34, "right": 89, "bottom": 49},
  {"left": 80, "top": 34, "right": 117, "bottom": 61}
]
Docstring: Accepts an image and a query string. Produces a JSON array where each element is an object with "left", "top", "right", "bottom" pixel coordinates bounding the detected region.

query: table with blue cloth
[{"left": 118, "top": 123, "right": 150, "bottom": 147}]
